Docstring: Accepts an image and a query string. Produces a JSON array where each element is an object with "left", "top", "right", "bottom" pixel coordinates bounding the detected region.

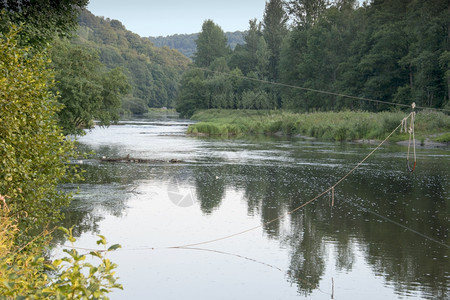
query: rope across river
[
  {"left": 52, "top": 109, "right": 450, "bottom": 254},
  {"left": 162, "top": 111, "right": 413, "bottom": 250}
]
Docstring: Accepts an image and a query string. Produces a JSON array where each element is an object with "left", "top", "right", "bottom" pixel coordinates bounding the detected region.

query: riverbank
[{"left": 188, "top": 109, "right": 450, "bottom": 145}]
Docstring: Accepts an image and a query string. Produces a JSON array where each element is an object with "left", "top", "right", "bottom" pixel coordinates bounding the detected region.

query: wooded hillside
[{"left": 74, "top": 9, "right": 190, "bottom": 114}]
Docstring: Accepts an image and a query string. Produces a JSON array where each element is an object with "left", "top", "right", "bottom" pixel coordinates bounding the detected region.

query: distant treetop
[{"left": 149, "top": 31, "right": 246, "bottom": 58}]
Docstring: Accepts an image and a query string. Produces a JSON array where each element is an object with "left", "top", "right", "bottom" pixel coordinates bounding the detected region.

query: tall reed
[{"left": 188, "top": 109, "right": 450, "bottom": 142}]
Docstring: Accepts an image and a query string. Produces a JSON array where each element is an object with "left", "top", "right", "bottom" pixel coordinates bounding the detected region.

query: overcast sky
[{"left": 87, "top": 0, "right": 267, "bottom": 37}]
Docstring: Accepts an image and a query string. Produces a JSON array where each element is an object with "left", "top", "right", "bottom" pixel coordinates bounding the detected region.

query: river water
[{"left": 55, "top": 114, "right": 449, "bottom": 299}]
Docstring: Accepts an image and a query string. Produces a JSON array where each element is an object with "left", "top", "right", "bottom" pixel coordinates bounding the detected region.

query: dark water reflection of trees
[
  {"left": 59, "top": 144, "right": 449, "bottom": 299},
  {"left": 191, "top": 156, "right": 449, "bottom": 298}
]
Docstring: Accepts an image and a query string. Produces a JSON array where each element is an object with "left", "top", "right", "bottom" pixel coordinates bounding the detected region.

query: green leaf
[
  {"left": 58, "top": 227, "right": 70, "bottom": 235},
  {"left": 89, "top": 251, "right": 102, "bottom": 258},
  {"left": 107, "top": 244, "right": 121, "bottom": 251},
  {"left": 96, "top": 235, "right": 107, "bottom": 245}
]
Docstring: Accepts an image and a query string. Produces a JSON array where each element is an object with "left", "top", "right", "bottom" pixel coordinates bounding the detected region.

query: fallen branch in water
[{"left": 100, "top": 155, "right": 182, "bottom": 164}]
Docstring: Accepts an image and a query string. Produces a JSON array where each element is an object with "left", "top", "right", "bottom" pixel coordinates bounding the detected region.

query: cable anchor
[{"left": 406, "top": 102, "right": 416, "bottom": 172}]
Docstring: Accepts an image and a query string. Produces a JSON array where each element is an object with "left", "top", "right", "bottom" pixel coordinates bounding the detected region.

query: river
[{"left": 54, "top": 114, "right": 449, "bottom": 299}]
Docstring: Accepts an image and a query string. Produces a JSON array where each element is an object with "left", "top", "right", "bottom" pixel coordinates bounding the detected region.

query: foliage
[
  {"left": 177, "top": 18, "right": 276, "bottom": 117},
  {"left": 176, "top": 69, "right": 207, "bottom": 118},
  {"left": 287, "top": 0, "right": 331, "bottom": 27},
  {"left": 0, "top": 0, "right": 88, "bottom": 49},
  {"left": 0, "top": 28, "right": 78, "bottom": 232},
  {"left": 150, "top": 33, "right": 200, "bottom": 58},
  {"left": 262, "top": 0, "right": 288, "bottom": 81},
  {"left": 228, "top": 19, "right": 272, "bottom": 87},
  {"left": 50, "top": 39, "right": 130, "bottom": 135},
  {"left": 176, "top": 0, "right": 449, "bottom": 116},
  {"left": 0, "top": 15, "right": 122, "bottom": 300},
  {"left": 76, "top": 9, "right": 190, "bottom": 112},
  {"left": 193, "top": 20, "right": 230, "bottom": 68},
  {"left": 0, "top": 209, "right": 122, "bottom": 299}
]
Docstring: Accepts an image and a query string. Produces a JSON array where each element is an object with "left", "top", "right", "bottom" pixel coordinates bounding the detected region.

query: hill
[
  {"left": 74, "top": 9, "right": 190, "bottom": 113},
  {"left": 149, "top": 31, "right": 245, "bottom": 58}
]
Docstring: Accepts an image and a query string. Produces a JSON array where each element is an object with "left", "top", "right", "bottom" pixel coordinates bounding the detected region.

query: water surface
[{"left": 55, "top": 115, "right": 449, "bottom": 299}]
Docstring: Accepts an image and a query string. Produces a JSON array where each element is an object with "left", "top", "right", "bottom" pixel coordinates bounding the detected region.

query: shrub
[
  {"left": 0, "top": 28, "right": 80, "bottom": 233},
  {"left": 0, "top": 204, "right": 122, "bottom": 299}
]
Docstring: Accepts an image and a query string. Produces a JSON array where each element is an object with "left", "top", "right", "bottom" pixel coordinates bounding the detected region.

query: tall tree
[
  {"left": 245, "top": 19, "right": 263, "bottom": 60},
  {"left": 287, "top": 0, "right": 329, "bottom": 27},
  {"left": 280, "top": 1, "right": 364, "bottom": 111},
  {"left": 256, "top": 36, "right": 270, "bottom": 80},
  {"left": 345, "top": 0, "right": 412, "bottom": 110},
  {"left": 228, "top": 18, "right": 272, "bottom": 82},
  {"left": 193, "top": 19, "right": 229, "bottom": 67},
  {"left": 176, "top": 69, "right": 207, "bottom": 117},
  {"left": 399, "top": 0, "right": 449, "bottom": 108},
  {"left": 262, "top": 0, "right": 289, "bottom": 81},
  {"left": 279, "top": 28, "right": 311, "bottom": 110}
]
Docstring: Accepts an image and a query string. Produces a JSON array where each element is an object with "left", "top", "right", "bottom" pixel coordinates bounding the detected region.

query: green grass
[
  {"left": 187, "top": 109, "right": 450, "bottom": 142},
  {"left": 433, "top": 132, "right": 450, "bottom": 143}
]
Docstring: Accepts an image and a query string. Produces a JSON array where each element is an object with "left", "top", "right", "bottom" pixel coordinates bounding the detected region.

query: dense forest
[
  {"left": 73, "top": 10, "right": 190, "bottom": 115},
  {"left": 176, "top": 0, "right": 450, "bottom": 117},
  {"left": 149, "top": 31, "right": 246, "bottom": 58}
]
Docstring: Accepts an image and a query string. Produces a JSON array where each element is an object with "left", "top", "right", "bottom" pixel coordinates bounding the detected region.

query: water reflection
[{"left": 58, "top": 120, "right": 449, "bottom": 299}]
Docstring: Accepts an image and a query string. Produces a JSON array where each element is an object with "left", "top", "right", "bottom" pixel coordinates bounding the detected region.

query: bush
[
  {"left": 0, "top": 27, "right": 121, "bottom": 299},
  {"left": 0, "top": 205, "right": 122, "bottom": 299},
  {"left": 0, "top": 28, "right": 79, "bottom": 233}
]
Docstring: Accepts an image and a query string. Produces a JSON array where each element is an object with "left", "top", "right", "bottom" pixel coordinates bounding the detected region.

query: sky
[{"left": 87, "top": 0, "right": 268, "bottom": 37}]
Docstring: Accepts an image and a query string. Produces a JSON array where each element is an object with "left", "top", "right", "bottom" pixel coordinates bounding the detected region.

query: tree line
[{"left": 176, "top": 0, "right": 450, "bottom": 117}]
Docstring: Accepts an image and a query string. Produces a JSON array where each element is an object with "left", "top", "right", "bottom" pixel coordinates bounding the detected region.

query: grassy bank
[{"left": 187, "top": 109, "right": 450, "bottom": 142}]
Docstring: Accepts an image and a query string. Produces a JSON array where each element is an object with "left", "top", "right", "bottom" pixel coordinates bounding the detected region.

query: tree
[
  {"left": 50, "top": 39, "right": 130, "bottom": 135},
  {"left": 176, "top": 69, "right": 207, "bottom": 117},
  {"left": 256, "top": 36, "right": 270, "bottom": 80},
  {"left": 229, "top": 19, "right": 264, "bottom": 75},
  {"left": 0, "top": 0, "right": 88, "bottom": 48},
  {"left": 0, "top": 28, "right": 78, "bottom": 232},
  {"left": 287, "top": 0, "right": 330, "bottom": 27},
  {"left": 193, "top": 20, "right": 230, "bottom": 67},
  {"left": 204, "top": 58, "right": 234, "bottom": 109},
  {"left": 281, "top": 4, "right": 364, "bottom": 111},
  {"left": 400, "top": 0, "right": 449, "bottom": 108},
  {"left": 279, "top": 27, "right": 310, "bottom": 110},
  {"left": 98, "top": 67, "right": 131, "bottom": 123},
  {"left": 263, "top": 0, "right": 289, "bottom": 81}
]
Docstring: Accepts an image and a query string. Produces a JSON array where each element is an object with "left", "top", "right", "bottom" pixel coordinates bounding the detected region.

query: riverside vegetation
[
  {"left": 1, "top": 2, "right": 122, "bottom": 298},
  {"left": 188, "top": 109, "right": 450, "bottom": 143},
  {"left": 176, "top": 0, "right": 449, "bottom": 119}
]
